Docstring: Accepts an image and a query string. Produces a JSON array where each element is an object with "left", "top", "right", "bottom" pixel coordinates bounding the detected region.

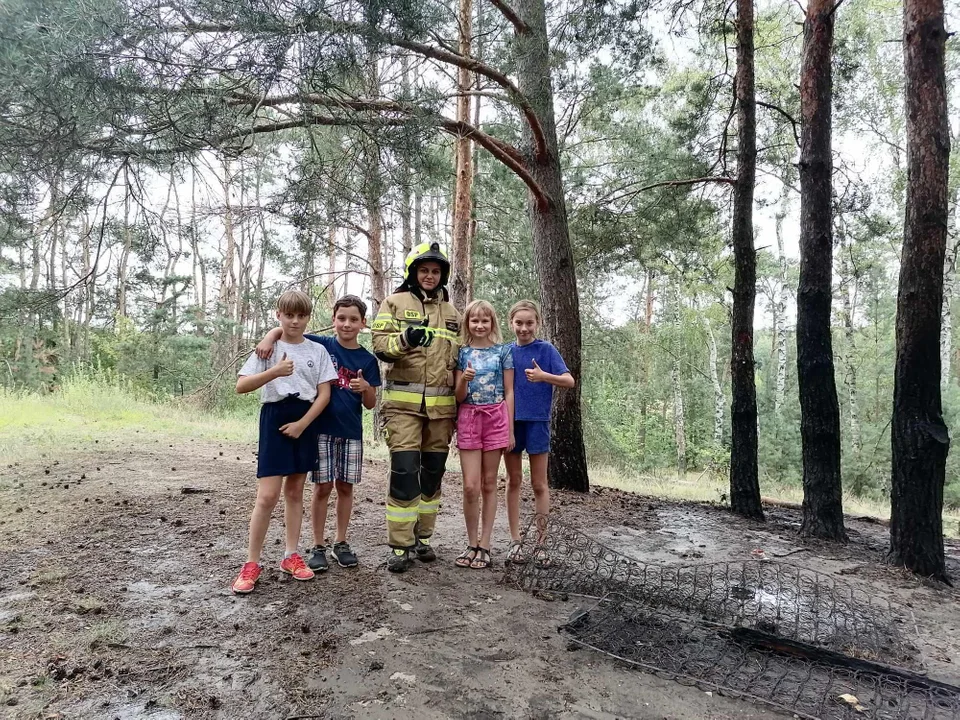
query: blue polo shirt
[
  {"left": 305, "top": 334, "right": 381, "bottom": 440},
  {"left": 511, "top": 339, "right": 569, "bottom": 422}
]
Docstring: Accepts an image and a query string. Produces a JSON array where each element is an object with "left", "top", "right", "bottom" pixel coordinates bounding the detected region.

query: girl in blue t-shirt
[
  {"left": 453, "top": 300, "right": 515, "bottom": 570},
  {"left": 505, "top": 300, "right": 575, "bottom": 564}
]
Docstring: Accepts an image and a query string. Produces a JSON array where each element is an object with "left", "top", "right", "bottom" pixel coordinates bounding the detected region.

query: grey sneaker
[
  {"left": 306, "top": 545, "right": 329, "bottom": 572},
  {"left": 332, "top": 541, "right": 358, "bottom": 568}
]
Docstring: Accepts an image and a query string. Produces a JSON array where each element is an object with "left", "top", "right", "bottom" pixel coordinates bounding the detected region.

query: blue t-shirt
[
  {"left": 305, "top": 334, "right": 381, "bottom": 440},
  {"left": 511, "top": 339, "right": 569, "bottom": 421},
  {"left": 458, "top": 344, "right": 514, "bottom": 405}
]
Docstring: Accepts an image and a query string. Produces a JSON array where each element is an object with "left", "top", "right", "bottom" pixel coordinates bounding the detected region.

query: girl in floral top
[{"left": 453, "top": 300, "right": 515, "bottom": 569}]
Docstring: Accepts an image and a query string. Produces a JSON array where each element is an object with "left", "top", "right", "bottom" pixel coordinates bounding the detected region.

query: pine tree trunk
[
  {"left": 706, "top": 317, "right": 725, "bottom": 446},
  {"left": 839, "top": 240, "right": 862, "bottom": 456},
  {"left": 219, "top": 159, "right": 238, "bottom": 354},
  {"left": 117, "top": 168, "right": 133, "bottom": 320},
  {"left": 774, "top": 196, "right": 789, "bottom": 417},
  {"left": 326, "top": 223, "right": 337, "bottom": 309},
  {"left": 889, "top": 0, "right": 951, "bottom": 582},
  {"left": 450, "top": 0, "right": 474, "bottom": 311},
  {"left": 515, "top": 0, "right": 589, "bottom": 492},
  {"left": 81, "top": 214, "right": 92, "bottom": 357},
  {"left": 362, "top": 51, "right": 387, "bottom": 314},
  {"left": 940, "top": 190, "right": 959, "bottom": 388},
  {"left": 671, "top": 283, "right": 687, "bottom": 477},
  {"left": 254, "top": 171, "right": 269, "bottom": 335},
  {"left": 414, "top": 191, "right": 422, "bottom": 248},
  {"left": 190, "top": 167, "right": 207, "bottom": 336},
  {"left": 729, "top": 0, "right": 763, "bottom": 520},
  {"left": 60, "top": 216, "right": 70, "bottom": 354},
  {"left": 797, "top": 0, "right": 845, "bottom": 541},
  {"left": 400, "top": 56, "right": 414, "bottom": 263},
  {"left": 638, "top": 272, "right": 654, "bottom": 459}
]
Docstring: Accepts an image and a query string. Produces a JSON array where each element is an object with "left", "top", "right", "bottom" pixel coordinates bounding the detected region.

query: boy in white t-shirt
[{"left": 231, "top": 290, "right": 338, "bottom": 595}]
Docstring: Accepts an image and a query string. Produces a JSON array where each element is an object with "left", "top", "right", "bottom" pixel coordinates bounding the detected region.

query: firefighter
[{"left": 372, "top": 242, "right": 460, "bottom": 573}]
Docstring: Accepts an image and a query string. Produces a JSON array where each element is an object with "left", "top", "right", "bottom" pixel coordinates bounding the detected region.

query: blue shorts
[
  {"left": 257, "top": 397, "right": 320, "bottom": 478},
  {"left": 510, "top": 420, "right": 551, "bottom": 455}
]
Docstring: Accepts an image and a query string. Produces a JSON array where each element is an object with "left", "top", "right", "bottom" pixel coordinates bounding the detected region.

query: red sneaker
[
  {"left": 280, "top": 553, "right": 315, "bottom": 581},
  {"left": 231, "top": 562, "right": 262, "bottom": 594}
]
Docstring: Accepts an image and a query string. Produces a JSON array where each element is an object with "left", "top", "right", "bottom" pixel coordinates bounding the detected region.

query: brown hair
[
  {"left": 461, "top": 299, "right": 503, "bottom": 345},
  {"left": 276, "top": 290, "right": 313, "bottom": 316},
  {"left": 508, "top": 299, "right": 542, "bottom": 326},
  {"left": 333, "top": 294, "right": 368, "bottom": 319}
]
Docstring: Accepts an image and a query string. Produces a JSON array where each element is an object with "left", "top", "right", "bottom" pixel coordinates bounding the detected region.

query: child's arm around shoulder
[{"left": 255, "top": 327, "right": 284, "bottom": 359}]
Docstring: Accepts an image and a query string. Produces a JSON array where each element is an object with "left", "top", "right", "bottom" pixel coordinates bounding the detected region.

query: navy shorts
[
  {"left": 257, "top": 397, "right": 320, "bottom": 478},
  {"left": 510, "top": 420, "right": 551, "bottom": 455}
]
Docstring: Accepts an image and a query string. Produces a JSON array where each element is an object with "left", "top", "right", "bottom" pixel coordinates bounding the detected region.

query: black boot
[
  {"left": 387, "top": 548, "right": 414, "bottom": 574},
  {"left": 415, "top": 536, "right": 436, "bottom": 562}
]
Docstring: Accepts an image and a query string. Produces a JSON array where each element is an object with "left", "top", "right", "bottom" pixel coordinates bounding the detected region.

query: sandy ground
[{"left": 1, "top": 435, "right": 958, "bottom": 719}]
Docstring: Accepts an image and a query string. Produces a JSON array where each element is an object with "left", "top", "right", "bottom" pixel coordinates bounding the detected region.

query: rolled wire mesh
[{"left": 503, "top": 515, "right": 960, "bottom": 720}]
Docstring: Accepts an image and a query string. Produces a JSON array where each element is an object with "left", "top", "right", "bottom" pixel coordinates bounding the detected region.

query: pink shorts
[{"left": 457, "top": 402, "right": 510, "bottom": 451}]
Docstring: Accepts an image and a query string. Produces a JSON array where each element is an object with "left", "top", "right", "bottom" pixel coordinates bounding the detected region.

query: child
[
  {"left": 372, "top": 242, "right": 460, "bottom": 573},
  {"left": 453, "top": 300, "right": 514, "bottom": 570},
  {"left": 504, "top": 300, "right": 575, "bottom": 564},
  {"left": 255, "top": 295, "right": 381, "bottom": 571},
  {"left": 232, "top": 290, "right": 339, "bottom": 594}
]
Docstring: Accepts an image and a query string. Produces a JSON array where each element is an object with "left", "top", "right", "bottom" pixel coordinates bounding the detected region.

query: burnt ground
[{"left": 0, "top": 435, "right": 958, "bottom": 720}]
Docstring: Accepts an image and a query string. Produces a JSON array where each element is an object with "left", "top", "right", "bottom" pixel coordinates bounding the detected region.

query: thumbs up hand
[
  {"left": 274, "top": 352, "right": 294, "bottom": 378},
  {"left": 525, "top": 358, "right": 546, "bottom": 383},
  {"left": 463, "top": 361, "right": 477, "bottom": 382},
  {"left": 349, "top": 368, "right": 371, "bottom": 393}
]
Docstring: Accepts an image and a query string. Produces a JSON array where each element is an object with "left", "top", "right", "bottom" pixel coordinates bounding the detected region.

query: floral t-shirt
[{"left": 457, "top": 344, "right": 514, "bottom": 406}]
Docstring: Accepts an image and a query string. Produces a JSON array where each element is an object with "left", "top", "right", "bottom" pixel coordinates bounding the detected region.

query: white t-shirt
[{"left": 238, "top": 339, "right": 338, "bottom": 404}]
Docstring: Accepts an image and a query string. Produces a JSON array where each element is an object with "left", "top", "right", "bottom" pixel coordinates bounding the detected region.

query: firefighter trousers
[{"left": 384, "top": 411, "right": 455, "bottom": 549}]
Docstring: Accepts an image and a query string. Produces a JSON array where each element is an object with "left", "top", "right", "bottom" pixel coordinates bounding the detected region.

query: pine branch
[
  {"left": 756, "top": 100, "right": 801, "bottom": 147},
  {"left": 163, "top": 17, "right": 548, "bottom": 158},
  {"left": 487, "top": 0, "right": 529, "bottom": 34}
]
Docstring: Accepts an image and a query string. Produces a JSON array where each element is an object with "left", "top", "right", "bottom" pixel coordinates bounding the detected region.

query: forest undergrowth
[{"left": 4, "top": 373, "right": 957, "bottom": 538}]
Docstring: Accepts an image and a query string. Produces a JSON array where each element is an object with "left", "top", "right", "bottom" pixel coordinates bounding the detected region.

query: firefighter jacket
[{"left": 372, "top": 290, "right": 461, "bottom": 419}]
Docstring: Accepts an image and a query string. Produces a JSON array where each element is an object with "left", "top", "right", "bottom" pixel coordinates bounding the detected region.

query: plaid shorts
[{"left": 312, "top": 434, "right": 364, "bottom": 485}]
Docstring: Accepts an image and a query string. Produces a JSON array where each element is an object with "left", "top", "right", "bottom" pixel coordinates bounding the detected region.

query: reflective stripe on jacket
[{"left": 372, "top": 291, "right": 460, "bottom": 419}]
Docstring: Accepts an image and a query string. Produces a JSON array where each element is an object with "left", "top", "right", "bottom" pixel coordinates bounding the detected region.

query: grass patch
[
  {"left": 34, "top": 567, "right": 68, "bottom": 585},
  {"left": 74, "top": 596, "right": 104, "bottom": 615},
  {"left": 87, "top": 620, "right": 126, "bottom": 647},
  {"left": 0, "top": 374, "right": 256, "bottom": 463},
  {"left": 591, "top": 465, "right": 960, "bottom": 538}
]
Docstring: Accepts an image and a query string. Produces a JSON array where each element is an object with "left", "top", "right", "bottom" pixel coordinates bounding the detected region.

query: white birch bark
[
  {"left": 705, "top": 317, "right": 725, "bottom": 445},
  {"left": 671, "top": 282, "right": 687, "bottom": 477}
]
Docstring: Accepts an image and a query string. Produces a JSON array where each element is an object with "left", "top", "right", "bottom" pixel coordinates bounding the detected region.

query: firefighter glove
[{"left": 404, "top": 325, "right": 428, "bottom": 348}]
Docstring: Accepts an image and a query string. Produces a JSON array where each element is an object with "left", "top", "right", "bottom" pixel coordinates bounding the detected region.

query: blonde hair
[
  {"left": 276, "top": 290, "right": 313, "bottom": 316},
  {"left": 461, "top": 300, "right": 503, "bottom": 345},
  {"left": 508, "top": 299, "right": 542, "bottom": 327}
]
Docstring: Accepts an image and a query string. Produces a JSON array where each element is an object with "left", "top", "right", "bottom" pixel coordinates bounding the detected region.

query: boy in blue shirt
[{"left": 257, "top": 295, "right": 381, "bottom": 570}]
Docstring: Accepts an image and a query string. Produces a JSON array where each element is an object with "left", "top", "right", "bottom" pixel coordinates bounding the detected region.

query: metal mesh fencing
[{"left": 503, "top": 515, "right": 960, "bottom": 720}]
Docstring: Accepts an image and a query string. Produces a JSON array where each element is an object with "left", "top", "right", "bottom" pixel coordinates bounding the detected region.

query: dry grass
[
  {"left": 3, "top": 378, "right": 957, "bottom": 538},
  {"left": 590, "top": 464, "right": 960, "bottom": 539}
]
